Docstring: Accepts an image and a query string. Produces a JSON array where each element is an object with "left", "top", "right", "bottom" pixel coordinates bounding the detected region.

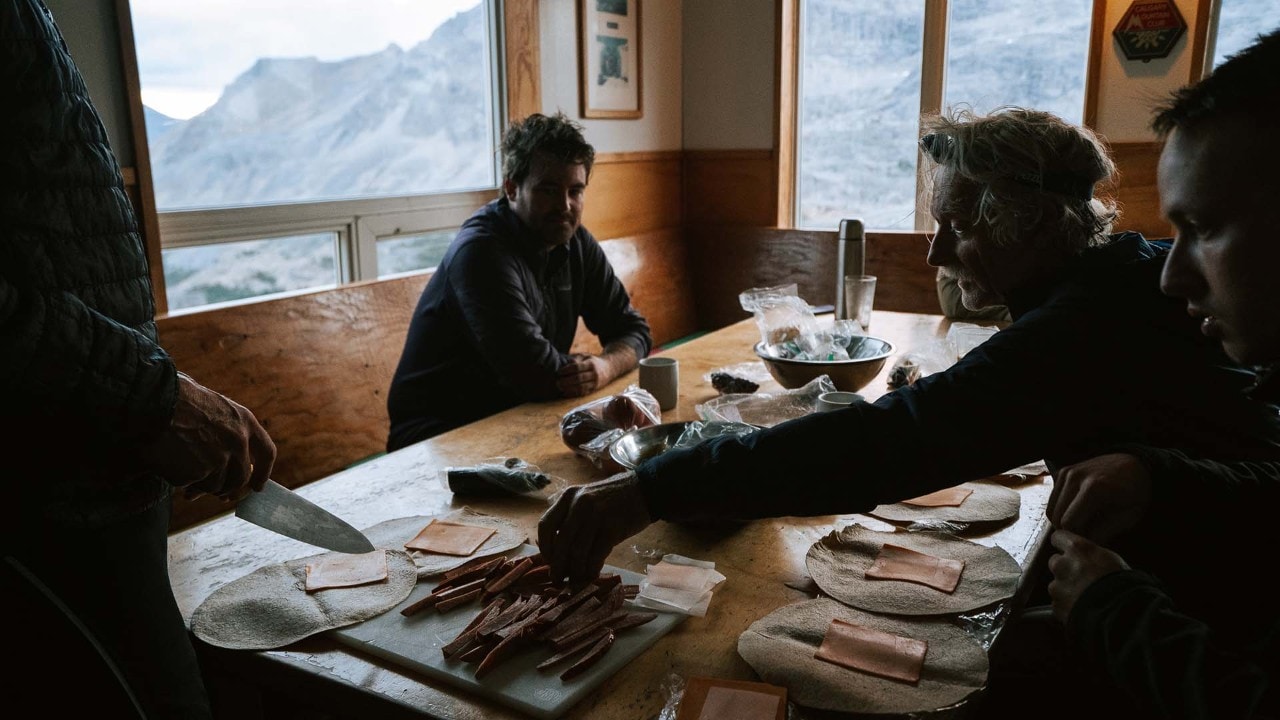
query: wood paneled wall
[
  {"left": 577, "top": 151, "right": 696, "bottom": 349},
  {"left": 683, "top": 149, "right": 777, "bottom": 227},
  {"left": 1104, "top": 141, "right": 1173, "bottom": 240},
  {"left": 689, "top": 227, "right": 941, "bottom": 332}
]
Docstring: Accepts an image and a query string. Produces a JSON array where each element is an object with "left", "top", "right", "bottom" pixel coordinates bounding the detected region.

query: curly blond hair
[{"left": 921, "top": 107, "right": 1117, "bottom": 254}]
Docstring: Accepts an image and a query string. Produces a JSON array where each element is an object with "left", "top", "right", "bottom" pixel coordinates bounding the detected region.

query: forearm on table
[{"left": 598, "top": 340, "right": 640, "bottom": 383}]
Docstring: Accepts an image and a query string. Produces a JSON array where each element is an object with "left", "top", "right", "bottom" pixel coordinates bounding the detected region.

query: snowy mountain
[{"left": 148, "top": 5, "right": 493, "bottom": 211}]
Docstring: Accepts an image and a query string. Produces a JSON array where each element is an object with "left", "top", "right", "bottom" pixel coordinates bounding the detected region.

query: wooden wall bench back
[
  {"left": 157, "top": 274, "right": 429, "bottom": 530},
  {"left": 158, "top": 231, "right": 694, "bottom": 531},
  {"left": 688, "top": 227, "right": 941, "bottom": 331}
]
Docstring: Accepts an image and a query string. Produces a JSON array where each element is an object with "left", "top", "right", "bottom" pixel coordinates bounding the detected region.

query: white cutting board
[{"left": 330, "top": 545, "right": 685, "bottom": 719}]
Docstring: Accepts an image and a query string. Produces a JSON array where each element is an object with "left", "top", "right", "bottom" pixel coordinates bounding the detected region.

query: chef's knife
[{"left": 235, "top": 480, "right": 376, "bottom": 554}]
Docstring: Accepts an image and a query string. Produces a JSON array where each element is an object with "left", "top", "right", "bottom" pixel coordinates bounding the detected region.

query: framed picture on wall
[{"left": 577, "top": 0, "right": 642, "bottom": 119}]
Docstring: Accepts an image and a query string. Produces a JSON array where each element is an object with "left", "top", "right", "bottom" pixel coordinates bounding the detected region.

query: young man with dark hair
[
  {"left": 387, "top": 112, "right": 651, "bottom": 449},
  {"left": 1042, "top": 28, "right": 1280, "bottom": 719}
]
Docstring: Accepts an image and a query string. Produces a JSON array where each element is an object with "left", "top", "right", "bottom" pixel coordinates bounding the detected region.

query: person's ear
[{"left": 502, "top": 178, "right": 517, "bottom": 201}]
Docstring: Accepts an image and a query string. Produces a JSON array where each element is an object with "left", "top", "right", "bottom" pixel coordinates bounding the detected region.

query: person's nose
[
  {"left": 1159, "top": 237, "right": 1200, "bottom": 299},
  {"left": 926, "top": 229, "right": 955, "bottom": 267}
]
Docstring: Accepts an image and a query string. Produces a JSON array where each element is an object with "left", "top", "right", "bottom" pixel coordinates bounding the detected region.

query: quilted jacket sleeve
[{"left": 0, "top": 0, "right": 177, "bottom": 445}]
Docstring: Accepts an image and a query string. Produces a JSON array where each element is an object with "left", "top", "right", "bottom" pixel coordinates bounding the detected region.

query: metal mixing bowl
[
  {"left": 609, "top": 421, "right": 757, "bottom": 469},
  {"left": 754, "top": 335, "right": 895, "bottom": 393}
]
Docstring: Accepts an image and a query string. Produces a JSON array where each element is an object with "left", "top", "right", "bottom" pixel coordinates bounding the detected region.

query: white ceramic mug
[
  {"left": 815, "top": 390, "right": 864, "bottom": 412},
  {"left": 639, "top": 356, "right": 679, "bottom": 411}
]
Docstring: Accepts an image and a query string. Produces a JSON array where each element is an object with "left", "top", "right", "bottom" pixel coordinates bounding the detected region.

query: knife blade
[{"left": 235, "top": 480, "right": 376, "bottom": 554}]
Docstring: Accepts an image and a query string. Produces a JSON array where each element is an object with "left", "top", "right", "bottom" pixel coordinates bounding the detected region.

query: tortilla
[
  {"left": 737, "top": 598, "right": 987, "bottom": 715},
  {"left": 868, "top": 481, "right": 1020, "bottom": 524},
  {"left": 191, "top": 549, "right": 416, "bottom": 650},
  {"left": 304, "top": 549, "right": 389, "bottom": 592},
  {"left": 360, "top": 508, "right": 527, "bottom": 578},
  {"left": 901, "top": 486, "right": 973, "bottom": 507},
  {"left": 864, "top": 543, "right": 964, "bottom": 593},
  {"left": 806, "top": 525, "right": 1019, "bottom": 615},
  {"left": 404, "top": 519, "right": 496, "bottom": 556},
  {"left": 814, "top": 618, "right": 927, "bottom": 683}
]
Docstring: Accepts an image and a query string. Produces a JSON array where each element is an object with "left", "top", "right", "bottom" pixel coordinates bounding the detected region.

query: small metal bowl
[
  {"left": 754, "top": 335, "right": 895, "bottom": 393},
  {"left": 609, "top": 421, "right": 756, "bottom": 469}
]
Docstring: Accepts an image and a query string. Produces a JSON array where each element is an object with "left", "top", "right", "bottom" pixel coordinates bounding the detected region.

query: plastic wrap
[
  {"left": 704, "top": 360, "right": 773, "bottom": 395},
  {"left": 437, "top": 457, "right": 566, "bottom": 500},
  {"left": 886, "top": 339, "right": 954, "bottom": 390},
  {"left": 559, "top": 385, "right": 660, "bottom": 472},
  {"left": 697, "top": 375, "right": 835, "bottom": 427},
  {"left": 739, "top": 283, "right": 821, "bottom": 347}
]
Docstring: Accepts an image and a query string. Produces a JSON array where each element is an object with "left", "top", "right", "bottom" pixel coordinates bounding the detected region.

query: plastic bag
[
  {"left": 438, "top": 456, "right": 566, "bottom": 500},
  {"left": 739, "top": 284, "right": 820, "bottom": 347},
  {"left": 559, "top": 385, "right": 660, "bottom": 472},
  {"left": 704, "top": 360, "right": 773, "bottom": 395},
  {"left": 698, "top": 375, "right": 835, "bottom": 428},
  {"left": 672, "top": 420, "right": 758, "bottom": 449},
  {"left": 946, "top": 322, "right": 1000, "bottom": 360},
  {"left": 886, "top": 338, "right": 954, "bottom": 390}
]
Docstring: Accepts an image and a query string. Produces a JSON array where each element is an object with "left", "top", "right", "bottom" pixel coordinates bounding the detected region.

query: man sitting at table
[
  {"left": 995, "top": 29, "right": 1279, "bottom": 720},
  {"left": 537, "top": 106, "right": 1280, "bottom": 588},
  {"left": 387, "top": 112, "right": 652, "bottom": 450}
]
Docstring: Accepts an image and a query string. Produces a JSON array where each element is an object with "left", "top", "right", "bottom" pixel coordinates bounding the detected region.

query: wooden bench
[
  {"left": 159, "top": 229, "right": 696, "bottom": 531},
  {"left": 158, "top": 274, "right": 429, "bottom": 530}
]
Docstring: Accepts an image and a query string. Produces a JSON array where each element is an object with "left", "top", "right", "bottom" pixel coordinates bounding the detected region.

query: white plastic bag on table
[
  {"left": 697, "top": 375, "right": 835, "bottom": 428},
  {"left": 739, "top": 284, "right": 820, "bottom": 347},
  {"left": 559, "top": 384, "right": 660, "bottom": 474}
]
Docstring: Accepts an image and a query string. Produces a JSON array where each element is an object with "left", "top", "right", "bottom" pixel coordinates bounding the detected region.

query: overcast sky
[{"left": 131, "top": 0, "right": 481, "bottom": 119}]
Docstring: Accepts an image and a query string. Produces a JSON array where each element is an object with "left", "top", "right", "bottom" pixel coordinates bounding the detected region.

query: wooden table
[{"left": 169, "top": 310, "right": 1051, "bottom": 720}]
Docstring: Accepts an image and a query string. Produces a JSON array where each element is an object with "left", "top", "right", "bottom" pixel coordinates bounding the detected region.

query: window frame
[
  {"left": 779, "top": 0, "right": 1105, "bottom": 233},
  {"left": 117, "top": 0, "right": 539, "bottom": 315}
]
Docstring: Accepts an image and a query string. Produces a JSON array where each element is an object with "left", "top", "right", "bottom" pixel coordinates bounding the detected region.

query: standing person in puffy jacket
[
  {"left": 1, "top": 2, "right": 277, "bottom": 718},
  {"left": 1040, "top": 28, "right": 1280, "bottom": 720}
]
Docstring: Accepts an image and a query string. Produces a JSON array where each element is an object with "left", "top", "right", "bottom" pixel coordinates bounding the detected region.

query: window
[
  {"left": 1209, "top": 0, "right": 1279, "bottom": 70},
  {"left": 795, "top": 0, "right": 1093, "bottom": 231},
  {"left": 127, "top": 0, "right": 502, "bottom": 312}
]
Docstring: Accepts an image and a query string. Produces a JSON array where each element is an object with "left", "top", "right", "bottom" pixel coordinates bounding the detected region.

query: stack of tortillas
[
  {"left": 806, "top": 525, "right": 1020, "bottom": 615},
  {"left": 191, "top": 549, "right": 418, "bottom": 649},
  {"left": 868, "top": 481, "right": 1020, "bottom": 525},
  {"left": 738, "top": 598, "right": 987, "bottom": 714}
]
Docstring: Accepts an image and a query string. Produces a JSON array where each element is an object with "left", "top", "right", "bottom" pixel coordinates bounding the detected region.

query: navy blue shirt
[
  {"left": 638, "top": 233, "right": 1280, "bottom": 521},
  {"left": 387, "top": 198, "right": 651, "bottom": 450}
]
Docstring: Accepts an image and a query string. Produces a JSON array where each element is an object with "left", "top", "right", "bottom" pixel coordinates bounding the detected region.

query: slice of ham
[
  {"left": 901, "top": 486, "right": 973, "bottom": 507},
  {"left": 814, "top": 618, "right": 927, "bottom": 683},
  {"left": 864, "top": 543, "right": 964, "bottom": 593},
  {"left": 404, "top": 519, "right": 497, "bottom": 556},
  {"left": 304, "top": 550, "right": 389, "bottom": 593}
]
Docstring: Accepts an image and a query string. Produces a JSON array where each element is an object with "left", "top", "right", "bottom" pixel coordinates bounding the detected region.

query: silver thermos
[{"left": 834, "top": 218, "right": 865, "bottom": 320}]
